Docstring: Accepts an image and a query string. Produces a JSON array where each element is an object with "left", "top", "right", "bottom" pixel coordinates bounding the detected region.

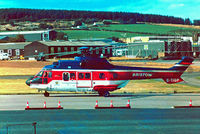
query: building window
[
  {"left": 107, "top": 48, "right": 110, "bottom": 54},
  {"left": 64, "top": 47, "right": 68, "bottom": 52},
  {"left": 102, "top": 48, "right": 105, "bottom": 54},
  {"left": 51, "top": 47, "right": 54, "bottom": 53},
  {"left": 71, "top": 47, "right": 74, "bottom": 51},
  {"left": 15, "top": 49, "right": 20, "bottom": 56},
  {"left": 96, "top": 47, "right": 99, "bottom": 54},
  {"left": 43, "top": 33, "right": 49, "bottom": 41},
  {"left": 58, "top": 47, "right": 61, "bottom": 52},
  {"left": 8, "top": 49, "right": 12, "bottom": 56},
  {"left": 90, "top": 47, "right": 93, "bottom": 54}
]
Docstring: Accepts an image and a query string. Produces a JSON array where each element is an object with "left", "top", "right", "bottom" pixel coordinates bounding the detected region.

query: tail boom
[{"left": 163, "top": 56, "right": 194, "bottom": 84}]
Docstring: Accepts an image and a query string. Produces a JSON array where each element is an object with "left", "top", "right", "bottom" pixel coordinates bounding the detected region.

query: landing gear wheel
[
  {"left": 98, "top": 91, "right": 110, "bottom": 97},
  {"left": 104, "top": 91, "right": 110, "bottom": 97},
  {"left": 44, "top": 91, "right": 49, "bottom": 97}
]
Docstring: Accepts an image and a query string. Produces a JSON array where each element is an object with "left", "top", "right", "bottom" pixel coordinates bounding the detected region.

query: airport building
[
  {"left": 24, "top": 41, "right": 112, "bottom": 58},
  {"left": 0, "top": 42, "right": 30, "bottom": 58},
  {"left": 113, "top": 40, "right": 194, "bottom": 59},
  {"left": 0, "top": 30, "right": 57, "bottom": 42},
  {"left": 126, "top": 41, "right": 165, "bottom": 59}
]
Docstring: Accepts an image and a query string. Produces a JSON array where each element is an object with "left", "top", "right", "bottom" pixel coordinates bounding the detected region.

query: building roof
[
  {"left": 38, "top": 41, "right": 111, "bottom": 47},
  {"left": 0, "top": 30, "right": 52, "bottom": 36},
  {"left": 69, "top": 38, "right": 113, "bottom": 43},
  {"left": 0, "top": 42, "right": 30, "bottom": 49}
]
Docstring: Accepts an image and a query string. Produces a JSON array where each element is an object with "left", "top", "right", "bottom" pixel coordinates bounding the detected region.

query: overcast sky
[{"left": 0, "top": 0, "right": 199, "bottom": 20}]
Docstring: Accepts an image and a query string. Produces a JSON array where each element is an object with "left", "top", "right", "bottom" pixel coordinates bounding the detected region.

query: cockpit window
[
  {"left": 36, "top": 71, "right": 44, "bottom": 77},
  {"left": 48, "top": 72, "right": 52, "bottom": 78},
  {"left": 43, "top": 72, "right": 48, "bottom": 77}
]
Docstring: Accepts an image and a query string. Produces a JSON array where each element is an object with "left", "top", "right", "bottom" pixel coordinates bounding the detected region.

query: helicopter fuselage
[{"left": 26, "top": 56, "right": 193, "bottom": 97}]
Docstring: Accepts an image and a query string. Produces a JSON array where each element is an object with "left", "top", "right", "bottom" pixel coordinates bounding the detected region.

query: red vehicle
[{"left": 26, "top": 49, "right": 194, "bottom": 97}]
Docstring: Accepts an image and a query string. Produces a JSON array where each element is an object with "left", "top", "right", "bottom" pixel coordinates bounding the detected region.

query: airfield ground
[{"left": 0, "top": 60, "right": 200, "bottom": 94}]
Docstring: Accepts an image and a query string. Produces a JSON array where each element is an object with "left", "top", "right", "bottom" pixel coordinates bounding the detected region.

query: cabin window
[
  {"left": 99, "top": 73, "right": 105, "bottom": 79},
  {"left": 63, "top": 72, "right": 69, "bottom": 81},
  {"left": 113, "top": 73, "right": 118, "bottom": 79},
  {"left": 70, "top": 73, "right": 75, "bottom": 80},
  {"left": 78, "top": 73, "right": 84, "bottom": 79},
  {"left": 85, "top": 73, "right": 91, "bottom": 79}
]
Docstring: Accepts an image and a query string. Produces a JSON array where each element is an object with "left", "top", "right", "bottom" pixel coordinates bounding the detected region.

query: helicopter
[{"left": 26, "top": 47, "right": 194, "bottom": 97}]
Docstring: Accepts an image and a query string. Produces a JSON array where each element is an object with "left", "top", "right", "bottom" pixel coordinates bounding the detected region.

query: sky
[{"left": 0, "top": 0, "right": 199, "bottom": 21}]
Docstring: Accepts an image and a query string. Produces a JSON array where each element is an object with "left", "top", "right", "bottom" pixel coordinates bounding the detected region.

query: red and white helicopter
[{"left": 26, "top": 47, "right": 194, "bottom": 97}]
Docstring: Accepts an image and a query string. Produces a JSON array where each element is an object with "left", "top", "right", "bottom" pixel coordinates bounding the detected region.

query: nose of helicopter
[{"left": 25, "top": 76, "right": 34, "bottom": 86}]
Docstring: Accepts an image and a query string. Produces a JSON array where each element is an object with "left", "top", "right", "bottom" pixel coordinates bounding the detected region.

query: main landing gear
[
  {"left": 44, "top": 91, "right": 50, "bottom": 97},
  {"left": 98, "top": 91, "right": 110, "bottom": 97}
]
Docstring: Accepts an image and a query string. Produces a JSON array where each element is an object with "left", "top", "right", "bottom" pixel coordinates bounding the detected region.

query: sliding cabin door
[
  {"left": 61, "top": 72, "right": 77, "bottom": 91},
  {"left": 77, "top": 72, "right": 92, "bottom": 88}
]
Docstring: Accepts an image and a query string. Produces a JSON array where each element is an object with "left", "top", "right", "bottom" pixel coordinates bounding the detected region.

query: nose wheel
[
  {"left": 44, "top": 91, "right": 49, "bottom": 97},
  {"left": 98, "top": 91, "right": 110, "bottom": 97}
]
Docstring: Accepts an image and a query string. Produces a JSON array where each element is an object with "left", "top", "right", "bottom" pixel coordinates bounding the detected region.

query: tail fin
[
  {"left": 163, "top": 56, "right": 194, "bottom": 84},
  {"left": 169, "top": 56, "right": 194, "bottom": 72}
]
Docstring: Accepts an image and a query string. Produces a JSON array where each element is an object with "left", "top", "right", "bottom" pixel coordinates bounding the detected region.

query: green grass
[
  {"left": 59, "top": 24, "right": 200, "bottom": 39},
  {"left": 59, "top": 30, "right": 150, "bottom": 39},
  {"left": 196, "top": 77, "right": 200, "bottom": 80},
  {"left": 98, "top": 24, "right": 200, "bottom": 36}
]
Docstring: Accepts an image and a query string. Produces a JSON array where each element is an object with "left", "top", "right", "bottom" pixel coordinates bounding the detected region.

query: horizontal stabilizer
[{"left": 163, "top": 77, "right": 184, "bottom": 84}]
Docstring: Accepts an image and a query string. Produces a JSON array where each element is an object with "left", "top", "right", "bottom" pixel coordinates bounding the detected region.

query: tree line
[{"left": 0, "top": 8, "right": 198, "bottom": 25}]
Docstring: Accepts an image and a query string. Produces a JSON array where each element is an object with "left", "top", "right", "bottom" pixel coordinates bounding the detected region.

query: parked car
[{"left": 0, "top": 53, "right": 9, "bottom": 60}]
